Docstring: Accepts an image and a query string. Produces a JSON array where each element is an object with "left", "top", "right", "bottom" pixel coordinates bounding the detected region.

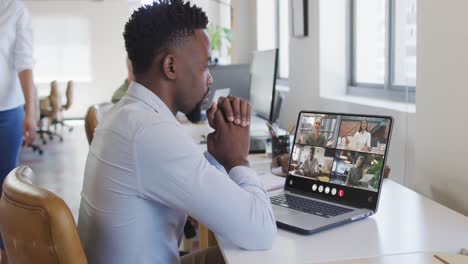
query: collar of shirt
[{"left": 125, "top": 81, "right": 178, "bottom": 124}]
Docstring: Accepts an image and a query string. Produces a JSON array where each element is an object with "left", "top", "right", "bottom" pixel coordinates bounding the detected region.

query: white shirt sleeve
[
  {"left": 14, "top": 5, "right": 34, "bottom": 72},
  {"left": 366, "top": 131, "right": 371, "bottom": 148},
  {"left": 134, "top": 121, "right": 277, "bottom": 250}
]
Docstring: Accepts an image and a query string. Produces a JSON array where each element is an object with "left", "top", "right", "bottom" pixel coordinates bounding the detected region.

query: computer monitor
[
  {"left": 207, "top": 64, "right": 251, "bottom": 101},
  {"left": 249, "top": 49, "right": 278, "bottom": 122}
]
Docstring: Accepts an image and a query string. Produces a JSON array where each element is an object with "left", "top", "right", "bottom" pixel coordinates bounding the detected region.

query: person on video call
[
  {"left": 346, "top": 120, "right": 371, "bottom": 151},
  {"left": 76, "top": 1, "right": 276, "bottom": 263},
  {"left": 298, "top": 148, "right": 320, "bottom": 178},
  {"left": 303, "top": 117, "right": 326, "bottom": 147},
  {"left": 345, "top": 156, "right": 366, "bottom": 187}
]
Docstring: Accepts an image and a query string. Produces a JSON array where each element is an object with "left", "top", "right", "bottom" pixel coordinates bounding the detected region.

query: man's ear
[{"left": 162, "top": 54, "right": 176, "bottom": 80}]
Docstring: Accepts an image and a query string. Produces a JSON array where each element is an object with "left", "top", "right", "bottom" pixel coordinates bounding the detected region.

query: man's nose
[{"left": 207, "top": 73, "right": 214, "bottom": 85}]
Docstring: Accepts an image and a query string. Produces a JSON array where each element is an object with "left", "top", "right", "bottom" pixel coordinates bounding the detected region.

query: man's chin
[{"left": 186, "top": 106, "right": 202, "bottom": 123}]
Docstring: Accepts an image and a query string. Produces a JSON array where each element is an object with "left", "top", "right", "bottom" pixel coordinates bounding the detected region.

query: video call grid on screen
[{"left": 290, "top": 112, "right": 391, "bottom": 193}]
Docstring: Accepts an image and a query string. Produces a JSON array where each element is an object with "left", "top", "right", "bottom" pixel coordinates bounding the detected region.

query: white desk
[
  {"left": 217, "top": 179, "right": 468, "bottom": 263},
  {"left": 182, "top": 119, "right": 468, "bottom": 263}
]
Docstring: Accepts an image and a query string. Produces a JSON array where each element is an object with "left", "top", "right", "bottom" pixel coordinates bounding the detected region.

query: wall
[
  {"left": 279, "top": 0, "right": 415, "bottom": 187},
  {"left": 231, "top": 0, "right": 257, "bottom": 64},
  {"left": 280, "top": 0, "right": 320, "bottom": 125},
  {"left": 26, "top": 0, "right": 229, "bottom": 118},
  {"left": 416, "top": 0, "right": 468, "bottom": 215},
  {"left": 25, "top": 0, "right": 130, "bottom": 118}
]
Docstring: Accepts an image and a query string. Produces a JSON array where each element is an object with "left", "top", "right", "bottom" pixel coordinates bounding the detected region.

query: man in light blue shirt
[{"left": 77, "top": 1, "right": 276, "bottom": 263}]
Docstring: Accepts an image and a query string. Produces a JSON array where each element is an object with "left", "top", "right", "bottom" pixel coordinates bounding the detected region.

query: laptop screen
[{"left": 285, "top": 111, "right": 393, "bottom": 211}]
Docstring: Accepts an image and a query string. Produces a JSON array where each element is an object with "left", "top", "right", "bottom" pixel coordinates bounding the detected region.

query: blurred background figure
[{"left": 0, "top": 0, "right": 37, "bottom": 262}]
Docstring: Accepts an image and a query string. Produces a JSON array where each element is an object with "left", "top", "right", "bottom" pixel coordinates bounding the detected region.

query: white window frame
[
  {"left": 348, "top": 0, "right": 416, "bottom": 103},
  {"left": 257, "top": 0, "right": 289, "bottom": 81}
]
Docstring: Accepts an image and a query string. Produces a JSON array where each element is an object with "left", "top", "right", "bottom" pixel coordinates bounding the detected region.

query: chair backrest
[
  {"left": 0, "top": 167, "right": 87, "bottom": 264},
  {"left": 63, "top": 81, "right": 74, "bottom": 110},
  {"left": 84, "top": 103, "right": 113, "bottom": 145},
  {"left": 49, "top": 81, "right": 61, "bottom": 120}
]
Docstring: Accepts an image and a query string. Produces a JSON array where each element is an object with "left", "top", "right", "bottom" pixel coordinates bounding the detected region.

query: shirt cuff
[{"left": 204, "top": 151, "right": 227, "bottom": 175}]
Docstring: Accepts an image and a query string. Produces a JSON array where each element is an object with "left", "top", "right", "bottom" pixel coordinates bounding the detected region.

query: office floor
[{"left": 19, "top": 121, "right": 88, "bottom": 221}]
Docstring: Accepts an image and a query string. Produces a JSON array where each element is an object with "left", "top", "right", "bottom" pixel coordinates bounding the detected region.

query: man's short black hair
[{"left": 123, "top": 0, "right": 209, "bottom": 74}]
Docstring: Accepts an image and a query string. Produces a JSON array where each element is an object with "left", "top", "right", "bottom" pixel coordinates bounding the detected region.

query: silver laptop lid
[{"left": 285, "top": 111, "right": 393, "bottom": 212}]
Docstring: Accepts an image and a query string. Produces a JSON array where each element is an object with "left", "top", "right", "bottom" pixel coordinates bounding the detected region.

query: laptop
[{"left": 270, "top": 111, "right": 393, "bottom": 234}]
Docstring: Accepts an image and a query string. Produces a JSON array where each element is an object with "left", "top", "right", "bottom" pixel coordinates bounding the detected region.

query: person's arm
[
  {"left": 366, "top": 132, "right": 372, "bottom": 149},
  {"left": 312, "top": 159, "right": 320, "bottom": 176},
  {"left": 298, "top": 159, "right": 305, "bottom": 170},
  {"left": 204, "top": 151, "right": 227, "bottom": 174},
  {"left": 346, "top": 167, "right": 355, "bottom": 186},
  {"left": 18, "top": 70, "right": 37, "bottom": 145},
  {"left": 15, "top": 7, "right": 36, "bottom": 145},
  {"left": 135, "top": 121, "right": 276, "bottom": 250}
]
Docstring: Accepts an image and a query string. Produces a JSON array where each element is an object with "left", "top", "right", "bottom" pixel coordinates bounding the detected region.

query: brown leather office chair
[
  {"left": 38, "top": 81, "right": 63, "bottom": 143},
  {"left": 0, "top": 167, "right": 87, "bottom": 264},
  {"left": 84, "top": 103, "right": 113, "bottom": 144},
  {"left": 53, "top": 80, "right": 74, "bottom": 132}
]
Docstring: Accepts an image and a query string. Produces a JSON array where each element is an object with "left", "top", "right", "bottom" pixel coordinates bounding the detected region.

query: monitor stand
[{"left": 249, "top": 115, "right": 270, "bottom": 154}]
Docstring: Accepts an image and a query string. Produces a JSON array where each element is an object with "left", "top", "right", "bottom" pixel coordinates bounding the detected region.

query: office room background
[{"left": 20, "top": 0, "right": 468, "bottom": 220}]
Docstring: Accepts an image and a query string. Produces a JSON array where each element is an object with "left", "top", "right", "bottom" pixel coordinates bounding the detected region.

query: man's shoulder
[
  {"left": 11, "top": 0, "right": 29, "bottom": 18},
  {"left": 101, "top": 98, "right": 178, "bottom": 140}
]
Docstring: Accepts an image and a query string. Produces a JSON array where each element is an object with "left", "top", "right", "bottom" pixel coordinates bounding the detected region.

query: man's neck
[{"left": 134, "top": 76, "right": 177, "bottom": 116}]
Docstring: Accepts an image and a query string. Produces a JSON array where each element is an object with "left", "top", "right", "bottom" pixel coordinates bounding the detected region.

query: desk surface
[
  {"left": 217, "top": 179, "right": 468, "bottom": 264},
  {"left": 182, "top": 119, "right": 468, "bottom": 263}
]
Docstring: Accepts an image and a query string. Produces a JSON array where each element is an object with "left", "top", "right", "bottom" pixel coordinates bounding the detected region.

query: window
[
  {"left": 140, "top": 0, "right": 232, "bottom": 63},
  {"left": 257, "top": 0, "right": 289, "bottom": 79},
  {"left": 350, "top": 0, "right": 416, "bottom": 102},
  {"left": 278, "top": 0, "right": 289, "bottom": 79},
  {"left": 33, "top": 17, "right": 91, "bottom": 83}
]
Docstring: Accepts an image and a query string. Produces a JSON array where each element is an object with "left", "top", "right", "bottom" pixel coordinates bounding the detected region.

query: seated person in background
[
  {"left": 346, "top": 120, "right": 371, "bottom": 151},
  {"left": 303, "top": 117, "right": 326, "bottom": 147},
  {"left": 345, "top": 156, "right": 366, "bottom": 187},
  {"left": 297, "top": 148, "right": 320, "bottom": 178},
  {"left": 77, "top": 1, "right": 276, "bottom": 264},
  {"left": 111, "top": 57, "right": 134, "bottom": 103}
]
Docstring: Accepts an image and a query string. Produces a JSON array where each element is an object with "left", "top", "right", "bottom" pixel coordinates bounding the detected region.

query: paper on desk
[{"left": 250, "top": 159, "right": 285, "bottom": 191}]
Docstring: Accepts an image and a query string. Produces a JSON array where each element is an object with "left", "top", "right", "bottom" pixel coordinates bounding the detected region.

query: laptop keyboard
[{"left": 270, "top": 194, "right": 353, "bottom": 218}]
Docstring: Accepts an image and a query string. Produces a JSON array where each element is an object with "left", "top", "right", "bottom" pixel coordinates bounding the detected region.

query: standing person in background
[{"left": 0, "top": 0, "right": 37, "bottom": 263}]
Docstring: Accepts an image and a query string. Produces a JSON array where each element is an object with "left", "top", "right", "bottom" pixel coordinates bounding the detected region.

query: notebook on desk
[{"left": 270, "top": 111, "right": 393, "bottom": 234}]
